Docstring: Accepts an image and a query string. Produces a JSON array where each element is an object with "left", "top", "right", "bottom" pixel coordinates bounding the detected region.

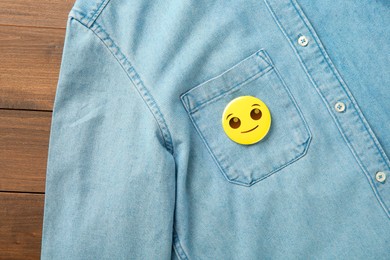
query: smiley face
[{"left": 222, "top": 96, "right": 271, "bottom": 145}]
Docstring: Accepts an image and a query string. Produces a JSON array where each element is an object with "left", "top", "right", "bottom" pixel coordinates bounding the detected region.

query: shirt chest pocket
[{"left": 180, "top": 49, "right": 312, "bottom": 186}]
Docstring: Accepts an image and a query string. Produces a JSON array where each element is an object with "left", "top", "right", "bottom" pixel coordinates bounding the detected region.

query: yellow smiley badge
[{"left": 222, "top": 96, "right": 271, "bottom": 145}]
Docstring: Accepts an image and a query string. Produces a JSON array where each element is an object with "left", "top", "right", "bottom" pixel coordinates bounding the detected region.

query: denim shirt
[{"left": 41, "top": 0, "right": 390, "bottom": 259}]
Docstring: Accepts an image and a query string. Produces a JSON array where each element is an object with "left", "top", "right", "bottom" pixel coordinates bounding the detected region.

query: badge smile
[{"left": 241, "top": 125, "right": 259, "bottom": 133}]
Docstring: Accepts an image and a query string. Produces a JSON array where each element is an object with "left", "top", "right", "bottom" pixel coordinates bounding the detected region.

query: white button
[
  {"left": 335, "top": 102, "right": 346, "bottom": 113},
  {"left": 298, "top": 35, "right": 309, "bottom": 47},
  {"left": 376, "top": 171, "right": 386, "bottom": 183}
]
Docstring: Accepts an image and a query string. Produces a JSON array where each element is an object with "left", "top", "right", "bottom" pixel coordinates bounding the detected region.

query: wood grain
[
  {"left": 0, "top": 110, "right": 51, "bottom": 193},
  {"left": 0, "top": 25, "right": 65, "bottom": 110},
  {"left": 0, "top": 192, "right": 44, "bottom": 260},
  {"left": 0, "top": 0, "right": 75, "bottom": 28}
]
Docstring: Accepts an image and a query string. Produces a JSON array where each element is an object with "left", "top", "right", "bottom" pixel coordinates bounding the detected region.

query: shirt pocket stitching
[
  {"left": 180, "top": 49, "right": 272, "bottom": 114},
  {"left": 180, "top": 48, "right": 312, "bottom": 186},
  {"left": 184, "top": 66, "right": 273, "bottom": 114}
]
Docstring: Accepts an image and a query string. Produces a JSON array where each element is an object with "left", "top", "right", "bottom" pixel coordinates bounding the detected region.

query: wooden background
[{"left": 0, "top": 1, "right": 75, "bottom": 259}]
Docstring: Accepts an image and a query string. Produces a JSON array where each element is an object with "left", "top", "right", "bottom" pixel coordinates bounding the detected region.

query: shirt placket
[{"left": 264, "top": 0, "right": 390, "bottom": 218}]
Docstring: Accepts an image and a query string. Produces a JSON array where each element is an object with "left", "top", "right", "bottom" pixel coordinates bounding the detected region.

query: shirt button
[
  {"left": 298, "top": 35, "right": 309, "bottom": 47},
  {"left": 375, "top": 171, "right": 386, "bottom": 183},
  {"left": 334, "top": 101, "right": 346, "bottom": 113}
]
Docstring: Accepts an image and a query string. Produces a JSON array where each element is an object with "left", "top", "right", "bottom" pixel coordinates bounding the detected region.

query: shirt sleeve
[{"left": 40, "top": 17, "right": 176, "bottom": 259}]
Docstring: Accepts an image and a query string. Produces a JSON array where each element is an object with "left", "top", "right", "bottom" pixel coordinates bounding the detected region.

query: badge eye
[
  {"left": 229, "top": 117, "right": 241, "bottom": 129},
  {"left": 250, "top": 108, "right": 262, "bottom": 120}
]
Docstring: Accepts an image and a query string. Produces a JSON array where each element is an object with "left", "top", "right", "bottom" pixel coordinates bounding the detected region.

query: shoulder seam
[
  {"left": 69, "top": 17, "right": 175, "bottom": 155},
  {"left": 69, "top": 0, "right": 111, "bottom": 28}
]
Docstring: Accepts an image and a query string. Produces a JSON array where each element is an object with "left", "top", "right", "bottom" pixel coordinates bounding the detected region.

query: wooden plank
[
  {"left": 0, "top": 0, "right": 75, "bottom": 29},
  {"left": 0, "top": 192, "right": 44, "bottom": 260},
  {"left": 0, "top": 109, "right": 51, "bottom": 193},
  {"left": 0, "top": 25, "right": 65, "bottom": 110}
]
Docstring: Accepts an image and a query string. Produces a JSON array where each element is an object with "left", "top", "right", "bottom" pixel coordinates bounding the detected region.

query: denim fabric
[{"left": 41, "top": 0, "right": 390, "bottom": 259}]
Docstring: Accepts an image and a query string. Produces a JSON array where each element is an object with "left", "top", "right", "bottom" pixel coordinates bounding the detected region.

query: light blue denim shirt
[{"left": 41, "top": 0, "right": 390, "bottom": 259}]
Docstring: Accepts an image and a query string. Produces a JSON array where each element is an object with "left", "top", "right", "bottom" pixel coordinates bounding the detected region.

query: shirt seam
[
  {"left": 264, "top": 0, "right": 390, "bottom": 219},
  {"left": 288, "top": 0, "right": 390, "bottom": 218},
  {"left": 69, "top": 0, "right": 111, "bottom": 28},
  {"left": 289, "top": 0, "right": 390, "bottom": 169},
  {"left": 68, "top": 14, "right": 175, "bottom": 155},
  {"left": 173, "top": 227, "right": 189, "bottom": 259}
]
